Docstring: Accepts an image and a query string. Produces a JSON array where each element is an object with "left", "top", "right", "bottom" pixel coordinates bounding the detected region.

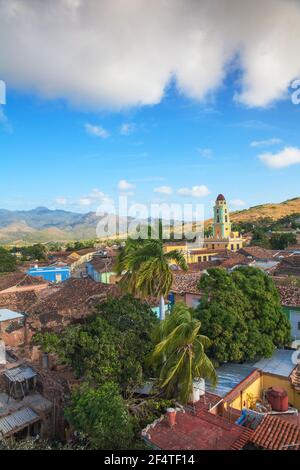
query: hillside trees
[{"left": 0, "top": 247, "right": 17, "bottom": 272}]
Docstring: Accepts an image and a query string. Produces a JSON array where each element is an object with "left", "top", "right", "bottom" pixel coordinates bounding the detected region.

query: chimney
[{"left": 166, "top": 407, "right": 177, "bottom": 427}]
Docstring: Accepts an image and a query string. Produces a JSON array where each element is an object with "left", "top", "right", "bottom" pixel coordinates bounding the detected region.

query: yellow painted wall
[
  {"left": 227, "top": 373, "right": 300, "bottom": 412},
  {"left": 262, "top": 374, "right": 300, "bottom": 411},
  {"left": 229, "top": 376, "right": 263, "bottom": 411}
]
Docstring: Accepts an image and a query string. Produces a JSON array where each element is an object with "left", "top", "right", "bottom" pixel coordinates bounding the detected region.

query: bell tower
[{"left": 212, "top": 194, "right": 231, "bottom": 238}]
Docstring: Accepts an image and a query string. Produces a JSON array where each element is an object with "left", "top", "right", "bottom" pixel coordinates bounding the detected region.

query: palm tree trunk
[{"left": 159, "top": 295, "right": 165, "bottom": 321}]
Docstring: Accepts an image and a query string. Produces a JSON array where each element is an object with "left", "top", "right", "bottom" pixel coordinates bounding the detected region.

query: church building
[{"left": 203, "top": 194, "right": 244, "bottom": 252}]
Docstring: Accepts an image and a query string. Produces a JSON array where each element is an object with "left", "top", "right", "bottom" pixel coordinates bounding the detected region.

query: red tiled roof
[
  {"left": 89, "top": 256, "right": 115, "bottom": 273},
  {"left": 187, "top": 261, "right": 220, "bottom": 272},
  {"left": 238, "top": 246, "right": 276, "bottom": 260},
  {"left": 171, "top": 272, "right": 201, "bottom": 295},
  {"left": 0, "top": 273, "right": 48, "bottom": 293},
  {"left": 219, "top": 254, "right": 250, "bottom": 269},
  {"left": 277, "top": 285, "right": 300, "bottom": 307},
  {"left": 144, "top": 406, "right": 253, "bottom": 450},
  {"left": 249, "top": 414, "right": 300, "bottom": 450},
  {"left": 274, "top": 255, "right": 300, "bottom": 276}
]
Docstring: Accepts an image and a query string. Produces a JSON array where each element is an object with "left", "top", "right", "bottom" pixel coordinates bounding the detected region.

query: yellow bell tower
[{"left": 212, "top": 194, "right": 231, "bottom": 238}]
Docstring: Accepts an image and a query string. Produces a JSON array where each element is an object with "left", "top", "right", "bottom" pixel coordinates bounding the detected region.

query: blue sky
[
  {"left": 1, "top": 81, "right": 300, "bottom": 218},
  {"left": 1, "top": 0, "right": 300, "bottom": 219}
]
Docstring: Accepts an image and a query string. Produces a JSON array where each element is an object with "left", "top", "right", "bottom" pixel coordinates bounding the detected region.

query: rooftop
[
  {"left": 253, "top": 349, "right": 296, "bottom": 378},
  {"left": 0, "top": 309, "right": 24, "bottom": 323},
  {"left": 238, "top": 246, "right": 276, "bottom": 260},
  {"left": 171, "top": 272, "right": 201, "bottom": 295},
  {"left": 206, "top": 362, "right": 257, "bottom": 398},
  {"left": 0, "top": 273, "right": 48, "bottom": 293},
  {"left": 0, "top": 407, "right": 39, "bottom": 438},
  {"left": 249, "top": 414, "right": 300, "bottom": 450},
  {"left": 4, "top": 365, "right": 37, "bottom": 383},
  {"left": 277, "top": 285, "right": 300, "bottom": 307},
  {"left": 88, "top": 256, "right": 115, "bottom": 272},
  {"left": 143, "top": 406, "right": 253, "bottom": 450}
]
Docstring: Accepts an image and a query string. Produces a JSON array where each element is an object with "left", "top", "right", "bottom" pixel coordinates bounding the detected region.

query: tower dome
[{"left": 216, "top": 194, "right": 225, "bottom": 201}]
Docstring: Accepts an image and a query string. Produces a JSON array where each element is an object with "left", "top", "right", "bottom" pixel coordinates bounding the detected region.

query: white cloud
[
  {"left": 1, "top": 1, "right": 300, "bottom": 109},
  {"left": 250, "top": 137, "right": 282, "bottom": 147},
  {"left": 85, "top": 123, "right": 109, "bottom": 138},
  {"left": 120, "top": 123, "right": 135, "bottom": 135},
  {"left": 230, "top": 199, "right": 246, "bottom": 207},
  {"left": 259, "top": 146, "right": 300, "bottom": 168},
  {"left": 154, "top": 186, "right": 173, "bottom": 195},
  {"left": 118, "top": 179, "right": 135, "bottom": 191},
  {"left": 55, "top": 197, "right": 68, "bottom": 205},
  {"left": 197, "top": 148, "right": 213, "bottom": 158},
  {"left": 178, "top": 185, "right": 210, "bottom": 198},
  {"left": 78, "top": 188, "right": 113, "bottom": 207}
]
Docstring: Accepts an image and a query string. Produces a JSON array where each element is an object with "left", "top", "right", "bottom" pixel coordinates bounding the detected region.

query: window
[
  {"left": 298, "top": 322, "right": 300, "bottom": 331},
  {"left": 212, "top": 244, "right": 215, "bottom": 249},
  {"left": 208, "top": 255, "right": 212, "bottom": 260},
  {"left": 231, "top": 244, "right": 234, "bottom": 250},
  {"left": 203, "top": 256, "right": 207, "bottom": 261},
  {"left": 217, "top": 216, "right": 220, "bottom": 223},
  {"left": 225, "top": 216, "right": 228, "bottom": 222},
  {"left": 237, "top": 244, "right": 240, "bottom": 250},
  {"left": 198, "top": 256, "right": 201, "bottom": 262}
]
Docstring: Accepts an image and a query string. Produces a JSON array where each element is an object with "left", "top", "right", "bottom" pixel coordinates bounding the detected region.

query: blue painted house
[
  {"left": 27, "top": 265, "right": 71, "bottom": 283},
  {"left": 87, "top": 257, "right": 116, "bottom": 284}
]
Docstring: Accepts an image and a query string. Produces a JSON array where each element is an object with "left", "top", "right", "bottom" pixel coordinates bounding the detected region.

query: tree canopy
[
  {"left": 65, "top": 382, "right": 134, "bottom": 450},
  {"left": 34, "top": 294, "right": 158, "bottom": 396},
  {"left": 150, "top": 302, "right": 217, "bottom": 403},
  {"left": 0, "top": 247, "right": 17, "bottom": 272},
  {"left": 115, "top": 238, "right": 187, "bottom": 319},
  {"left": 195, "top": 266, "right": 291, "bottom": 364}
]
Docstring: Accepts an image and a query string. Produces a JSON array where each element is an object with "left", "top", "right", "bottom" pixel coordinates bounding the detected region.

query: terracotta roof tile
[
  {"left": 277, "top": 285, "right": 300, "bottom": 307},
  {"left": 171, "top": 272, "right": 201, "bottom": 295},
  {"left": 144, "top": 406, "right": 253, "bottom": 450},
  {"left": 249, "top": 414, "right": 300, "bottom": 450},
  {"left": 238, "top": 246, "right": 276, "bottom": 260}
]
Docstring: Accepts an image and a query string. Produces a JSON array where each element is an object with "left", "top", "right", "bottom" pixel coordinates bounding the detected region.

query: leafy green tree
[
  {"left": 0, "top": 247, "right": 17, "bottom": 272},
  {"left": 269, "top": 232, "right": 297, "bottom": 249},
  {"left": 115, "top": 239, "right": 187, "bottom": 320},
  {"left": 150, "top": 302, "right": 217, "bottom": 403},
  {"left": 65, "top": 382, "right": 134, "bottom": 450},
  {"left": 251, "top": 228, "right": 271, "bottom": 248},
  {"left": 196, "top": 267, "right": 291, "bottom": 363},
  {"left": 18, "top": 243, "right": 47, "bottom": 261},
  {"left": 34, "top": 295, "right": 157, "bottom": 396}
]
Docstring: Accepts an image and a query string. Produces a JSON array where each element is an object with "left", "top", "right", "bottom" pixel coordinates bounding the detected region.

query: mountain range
[{"left": 0, "top": 197, "right": 300, "bottom": 245}]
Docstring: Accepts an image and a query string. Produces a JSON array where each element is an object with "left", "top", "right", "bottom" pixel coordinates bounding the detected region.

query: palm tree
[
  {"left": 149, "top": 302, "right": 217, "bottom": 403},
  {"left": 114, "top": 238, "right": 187, "bottom": 320}
]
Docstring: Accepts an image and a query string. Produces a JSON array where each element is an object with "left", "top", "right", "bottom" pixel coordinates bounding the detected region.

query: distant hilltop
[{"left": 0, "top": 197, "right": 299, "bottom": 244}]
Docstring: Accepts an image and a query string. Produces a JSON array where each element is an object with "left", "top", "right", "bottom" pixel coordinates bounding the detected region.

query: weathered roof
[
  {"left": 238, "top": 246, "right": 276, "bottom": 260},
  {"left": 206, "top": 362, "right": 257, "bottom": 398},
  {"left": 274, "top": 255, "right": 300, "bottom": 276},
  {"left": 253, "top": 349, "right": 296, "bottom": 378},
  {"left": 0, "top": 407, "right": 39, "bottom": 437},
  {"left": 4, "top": 365, "right": 37, "bottom": 383},
  {"left": 0, "top": 309, "right": 24, "bottom": 322},
  {"left": 277, "top": 285, "right": 300, "bottom": 307},
  {"left": 28, "top": 278, "right": 120, "bottom": 316},
  {"left": 143, "top": 406, "right": 253, "bottom": 450},
  {"left": 0, "top": 273, "right": 48, "bottom": 292},
  {"left": 249, "top": 414, "right": 300, "bottom": 450},
  {"left": 88, "top": 256, "right": 115, "bottom": 273},
  {"left": 216, "top": 194, "right": 226, "bottom": 201},
  {"left": 171, "top": 272, "right": 201, "bottom": 295}
]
